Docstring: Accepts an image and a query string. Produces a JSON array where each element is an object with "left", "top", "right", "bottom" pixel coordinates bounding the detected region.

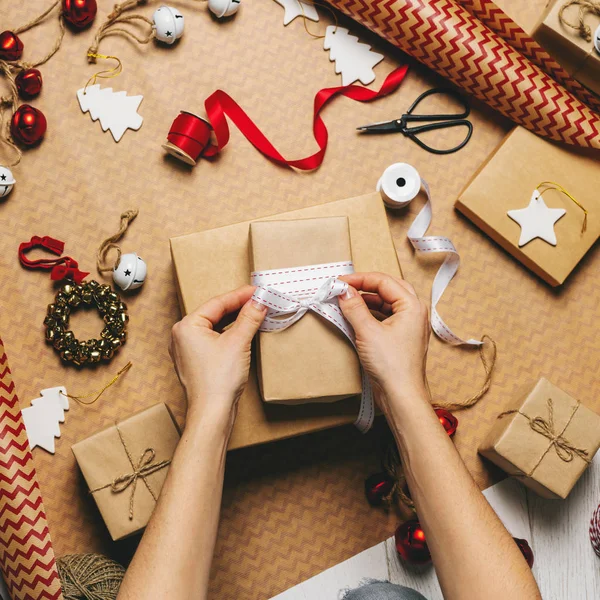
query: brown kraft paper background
[{"left": 0, "top": 1, "right": 598, "bottom": 599}]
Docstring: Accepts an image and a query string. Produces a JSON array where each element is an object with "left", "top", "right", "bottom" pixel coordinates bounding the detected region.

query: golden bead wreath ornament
[
  {"left": 18, "top": 234, "right": 128, "bottom": 366},
  {"left": 0, "top": 1, "right": 98, "bottom": 196},
  {"left": 44, "top": 281, "right": 129, "bottom": 366}
]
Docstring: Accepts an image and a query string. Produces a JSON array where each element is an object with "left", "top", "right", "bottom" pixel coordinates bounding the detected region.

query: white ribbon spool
[
  {"left": 378, "top": 163, "right": 483, "bottom": 348},
  {"left": 377, "top": 163, "right": 421, "bottom": 209},
  {"left": 251, "top": 261, "right": 375, "bottom": 434}
]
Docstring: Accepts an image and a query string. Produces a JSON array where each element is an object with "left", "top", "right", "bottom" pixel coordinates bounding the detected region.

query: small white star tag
[{"left": 507, "top": 189, "right": 566, "bottom": 247}]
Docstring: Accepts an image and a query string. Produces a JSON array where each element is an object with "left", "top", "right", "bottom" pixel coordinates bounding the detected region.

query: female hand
[
  {"left": 338, "top": 272, "right": 430, "bottom": 411},
  {"left": 169, "top": 285, "right": 267, "bottom": 431}
]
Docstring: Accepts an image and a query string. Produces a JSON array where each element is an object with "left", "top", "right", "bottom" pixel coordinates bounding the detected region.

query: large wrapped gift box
[
  {"left": 249, "top": 217, "right": 362, "bottom": 404},
  {"left": 533, "top": 0, "right": 600, "bottom": 96},
  {"left": 72, "top": 403, "right": 181, "bottom": 541},
  {"left": 479, "top": 378, "right": 600, "bottom": 499},
  {"left": 170, "top": 192, "right": 402, "bottom": 449},
  {"left": 455, "top": 126, "right": 600, "bottom": 286}
]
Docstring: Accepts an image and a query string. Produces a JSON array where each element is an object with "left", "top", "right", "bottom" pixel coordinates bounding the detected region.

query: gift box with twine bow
[
  {"left": 72, "top": 403, "right": 181, "bottom": 540},
  {"left": 479, "top": 378, "right": 600, "bottom": 499}
]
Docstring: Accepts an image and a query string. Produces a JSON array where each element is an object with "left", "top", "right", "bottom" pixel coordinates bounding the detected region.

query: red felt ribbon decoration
[
  {"left": 18, "top": 235, "right": 89, "bottom": 283},
  {"left": 165, "top": 65, "right": 409, "bottom": 169}
]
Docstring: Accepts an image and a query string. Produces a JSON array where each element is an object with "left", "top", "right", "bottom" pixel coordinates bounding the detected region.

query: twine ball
[{"left": 57, "top": 553, "right": 125, "bottom": 600}]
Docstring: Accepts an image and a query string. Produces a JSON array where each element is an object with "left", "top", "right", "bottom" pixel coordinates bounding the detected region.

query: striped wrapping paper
[
  {"left": 326, "top": 0, "right": 600, "bottom": 148},
  {"left": 0, "top": 339, "right": 62, "bottom": 600}
]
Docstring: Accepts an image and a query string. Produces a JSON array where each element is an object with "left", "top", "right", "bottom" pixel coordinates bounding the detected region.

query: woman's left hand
[{"left": 169, "top": 285, "right": 267, "bottom": 432}]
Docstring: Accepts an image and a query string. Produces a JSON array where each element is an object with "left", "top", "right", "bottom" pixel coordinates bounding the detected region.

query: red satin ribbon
[
  {"left": 204, "top": 65, "right": 409, "bottom": 170},
  {"left": 18, "top": 236, "right": 89, "bottom": 283}
]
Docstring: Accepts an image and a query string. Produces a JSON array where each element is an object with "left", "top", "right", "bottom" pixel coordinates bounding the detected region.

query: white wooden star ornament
[
  {"left": 507, "top": 189, "right": 566, "bottom": 247},
  {"left": 273, "top": 0, "right": 318, "bottom": 26}
]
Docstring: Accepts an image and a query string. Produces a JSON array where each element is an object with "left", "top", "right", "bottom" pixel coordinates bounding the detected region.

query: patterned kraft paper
[
  {"left": 326, "top": 0, "right": 600, "bottom": 148},
  {"left": 0, "top": 339, "right": 62, "bottom": 600},
  {"left": 1, "top": 1, "right": 599, "bottom": 599}
]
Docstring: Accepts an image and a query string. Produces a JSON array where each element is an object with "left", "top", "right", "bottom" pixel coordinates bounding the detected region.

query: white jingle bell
[
  {"left": 208, "top": 0, "right": 241, "bottom": 19},
  {"left": 595, "top": 24, "right": 600, "bottom": 54},
  {"left": 153, "top": 6, "right": 185, "bottom": 45},
  {"left": 0, "top": 166, "right": 15, "bottom": 198},
  {"left": 113, "top": 253, "right": 147, "bottom": 291}
]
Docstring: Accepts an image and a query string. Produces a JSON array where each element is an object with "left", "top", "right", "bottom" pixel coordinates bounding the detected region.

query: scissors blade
[{"left": 356, "top": 119, "right": 403, "bottom": 133}]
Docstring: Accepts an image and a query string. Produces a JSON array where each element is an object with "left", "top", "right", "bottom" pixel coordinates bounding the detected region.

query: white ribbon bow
[{"left": 251, "top": 262, "right": 374, "bottom": 433}]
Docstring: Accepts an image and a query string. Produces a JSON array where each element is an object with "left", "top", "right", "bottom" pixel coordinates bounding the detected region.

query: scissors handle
[
  {"left": 404, "top": 87, "right": 471, "bottom": 121},
  {"left": 402, "top": 119, "right": 473, "bottom": 155}
]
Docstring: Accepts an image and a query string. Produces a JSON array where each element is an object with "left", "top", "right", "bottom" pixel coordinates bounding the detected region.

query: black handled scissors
[{"left": 357, "top": 88, "right": 473, "bottom": 155}]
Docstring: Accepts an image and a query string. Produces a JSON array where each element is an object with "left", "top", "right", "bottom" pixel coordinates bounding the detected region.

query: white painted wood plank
[
  {"left": 270, "top": 541, "right": 389, "bottom": 600},
  {"left": 482, "top": 477, "right": 532, "bottom": 541},
  {"left": 528, "top": 453, "right": 600, "bottom": 600}
]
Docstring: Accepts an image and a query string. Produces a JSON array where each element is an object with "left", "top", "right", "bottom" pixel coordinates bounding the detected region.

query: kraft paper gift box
[
  {"left": 170, "top": 192, "right": 402, "bottom": 449},
  {"left": 533, "top": 0, "right": 600, "bottom": 96},
  {"left": 249, "top": 217, "right": 362, "bottom": 405},
  {"left": 72, "top": 403, "right": 181, "bottom": 541},
  {"left": 479, "top": 378, "right": 600, "bottom": 499},
  {"left": 455, "top": 126, "right": 600, "bottom": 287}
]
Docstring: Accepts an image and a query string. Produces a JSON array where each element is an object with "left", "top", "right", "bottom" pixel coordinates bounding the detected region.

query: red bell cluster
[
  {"left": 395, "top": 520, "right": 431, "bottom": 565},
  {"left": 62, "top": 0, "right": 97, "bottom": 29},
  {"left": 11, "top": 105, "right": 47, "bottom": 146},
  {"left": 434, "top": 408, "right": 458, "bottom": 437},
  {"left": 16, "top": 69, "right": 43, "bottom": 98},
  {"left": 0, "top": 31, "right": 23, "bottom": 61}
]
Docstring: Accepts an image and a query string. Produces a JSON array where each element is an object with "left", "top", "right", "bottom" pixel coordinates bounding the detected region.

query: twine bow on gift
[
  {"left": 90, "top": 425, "right": 171, "bottom": 520},
  {"left": 251, "top": 262, "right": 375, "bottom": 433},
  {"left": 499, "top": 398, "right": 591, "bottom": 476}
]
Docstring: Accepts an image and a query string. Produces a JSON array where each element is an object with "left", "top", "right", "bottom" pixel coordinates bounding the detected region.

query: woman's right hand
[{"left": 338, "top": 272, "right": 430, "bottom": 412}]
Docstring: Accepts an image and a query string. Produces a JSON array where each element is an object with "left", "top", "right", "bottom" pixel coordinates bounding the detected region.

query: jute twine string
[
  {"left": 498, "top": 398, "right": 590, "bottom": 477},
  {"left": 87, "top": 0, "right": 154, "bottom": 62},
  {"left": 97, "top": 209, "right": 139, "bottom": 273},
  {"left": 0, "top": 0, "right": 65, "bottom": 166},
  {"left": 382, "top": 443, "right": 416, "bottom": 513},
  {"left": 559, "top": 0, "right": 600, "bottom": 42},
  {"left": 62, "top": 362, "right": 133, "bottom": 406},
  {"left": 57, "top": 553, "right": 125, "bottom": 600},
  {"left": 89, "top": 424, "right": 171, "bottom": 520}
]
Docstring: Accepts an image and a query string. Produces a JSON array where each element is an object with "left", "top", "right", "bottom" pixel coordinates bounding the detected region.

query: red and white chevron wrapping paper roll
[
  {"left": 0, "top": 339, "right": 63, "bottom": 600},
  {"left": 326, "top": 0, "right": 600, "bottom": 148},
  {"left": 590, "top": 502, "right": 600, "bottom": 557}
]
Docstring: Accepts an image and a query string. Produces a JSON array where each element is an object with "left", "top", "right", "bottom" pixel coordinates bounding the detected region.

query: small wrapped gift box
[
  {"left": 72, "top": 403, "right": 181, "bottom": 540},
  {"left": 249, "top": 217, "right": 362, "bottom": 404},
  {"left": 533, "top": 0, "right": 600, "bottom": 96},
  {"left": 479, "top": 378, "right": 600, "bottom": 499}
]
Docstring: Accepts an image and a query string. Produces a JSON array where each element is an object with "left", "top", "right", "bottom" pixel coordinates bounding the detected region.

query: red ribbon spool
[{"left": 162, "top": 111, "right": 217, "bottom": 166}]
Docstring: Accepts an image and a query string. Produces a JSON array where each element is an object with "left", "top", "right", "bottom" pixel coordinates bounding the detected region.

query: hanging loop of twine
[
  {"left": 537, "top": 180, "right": 588, "bottom": 233},
  {"left": 298, "top": 0, "right": 339, "bottom": 40},
  {"left": 97, "top": 209, "right": 139, "bottom": 274},
  {"left": 89, "top": 424, "right": 171, "bottom": 520},
  {"left": 88, "top": 0, "right": 154, "bottom": 61},
  {"left": 382, "top": 443, "right": 416, "bottom": 512},
  {"left": 559, "top": 0, "right": 600, "bottom": 42},
  {"left": 498, "top": 398, "right": 591, "bottom": 477},
  {"left": 84, "top": 54, "right": 124, "bottom": 93},
  {"left": 433, "top": 334, "right": 497, "bottom": 411},
  {"left": 62, "top": 362, "right": 132, "bottom": 406}
]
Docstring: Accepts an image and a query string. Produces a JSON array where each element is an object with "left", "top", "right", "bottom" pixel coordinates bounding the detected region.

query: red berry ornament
[
  {"left": 62, "top": 0, "right": 97, "bottom": 29},
  {"left": 435, "top": 408, "right": 458, "bottom": 437},
  {"left": 0, "top": 31, "right": 24, "bottom": 61},
  {"left": 365, "top": 473, "right": 395, "bottom": 506},
  {"left": 394, "top": 520, "right": 431, "bottom": 565},
  {"left": 11, "top": 105, "right": 47, "bottom": 146},
  {"left": 16, "top": 69, "right": 43, "bottom": 98},
  {"left": 514, "top": 537, "right": 534, "bottom": 568}
]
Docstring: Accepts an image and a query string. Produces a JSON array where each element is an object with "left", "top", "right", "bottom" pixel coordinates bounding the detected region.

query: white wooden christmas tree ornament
[
  {"left": 0, "top": 166, "right": 15, "bottom": 198},
  {"left": 273, "top": 0, "right": 318, "bottom": 26},
  {"left": 507, "top": 189, "right": 567, "bottom": 247},
  {"left": 208, "top": 0, "right": 241, "bottom": 19},
  {"left": 153, "top": 6, "right": 185, "bottom": 44},
  {"left": 22, "top": 387, "right": 69, "bottom": 454},
  {"left": 77, "top": 84, "right": 144, "bottom": 142},
  {"left": 324, "top": 26, "right": 384, "bottom": 86}
]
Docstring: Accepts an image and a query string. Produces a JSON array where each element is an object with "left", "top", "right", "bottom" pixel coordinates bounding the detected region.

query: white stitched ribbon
[{"left": 251, "top": 261, "right": 375, "bottom": 433}]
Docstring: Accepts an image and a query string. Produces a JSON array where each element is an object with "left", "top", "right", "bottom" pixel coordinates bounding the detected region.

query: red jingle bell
[
  {"left": 394, "top": 520, "right": 431, "bottom": 565},
  {"left": 513, "top": 537, "right": 534, "bottom": 568},
  {"left": 0, "top": 31, "right": 24, "bottom": 62},
  {"left": 434, "top": 408, "right": 458, "bottom": 437},
  {"left": 16, "top": 69, "right": 43, "bottom": 98},
  {"left": 11, "top": 105, "right": 47, "bottom": 146},
  {"left": 365, "top": 473, "right": 395, "bottom": 507},
  {"left": 62, "top": 0, "right": 97, "bottom": 29}
]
